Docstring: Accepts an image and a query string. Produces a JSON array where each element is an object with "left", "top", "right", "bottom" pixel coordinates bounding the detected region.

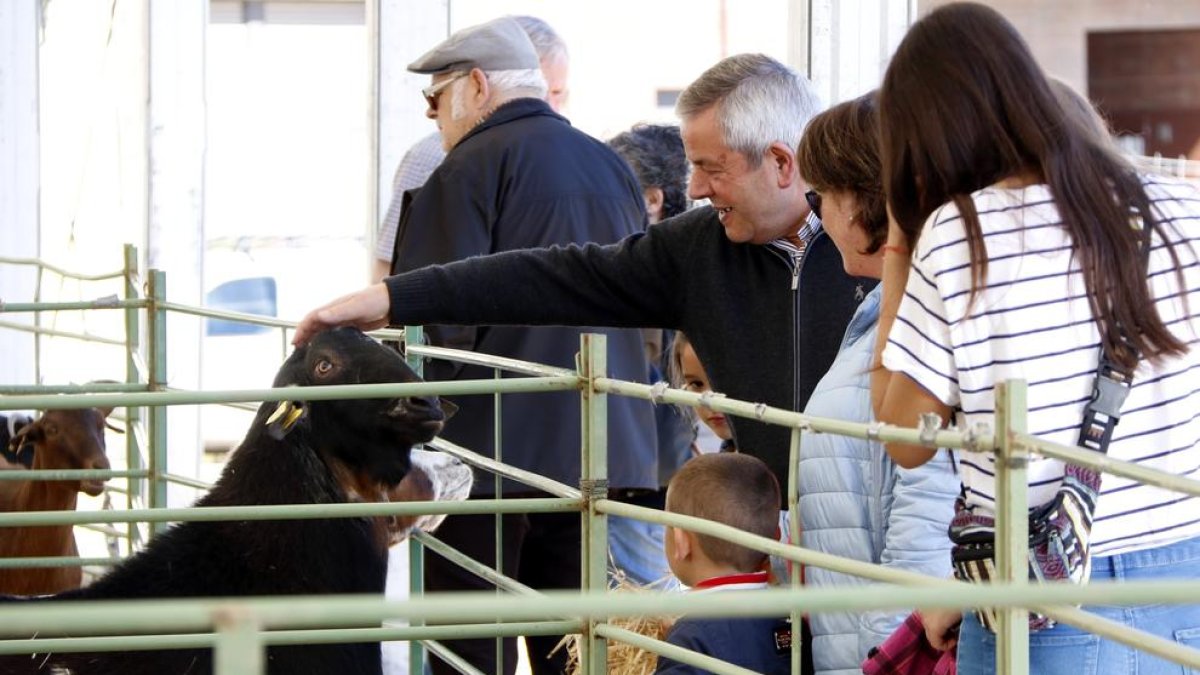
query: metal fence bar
[
  {"left": 5, "top": 585, "right": 1200, "bottom": 635},
  {"left": 0, "top": 299, "right": 146, "bottom": 313},
  {"left": 0, "top": 382, "right": 147, "bottom": 394},
  {"left": 147, "top": 270, "right": 169, "bottom": 536},
  {"left": 1016, "top": 430, "right": 1200, "bottom": 497},
  {"left": 786, "top": 426, "right": 805, "bottom": 674},
  {"left": 579, "top": 333, "right": 609, "bottom": 675},
  {"left": 161, "top": 472, "right": 214, "bottom": 491},
  {"left": 0, "top": 469, "right": 147, "bottom": 481},
  {"left": 411, "top": 531, "right": 542, "bottom": 598},
  {"left": 409, "top": 343, "right": 578, "bottom": 378},
  {"left": 123, "top": 247, "right": 146, "bottom": 552},
  {"left": 0, "top": 378, "right": 582, "bottom": 411},
  {"left": 0, "top": 621, "right": 584, "bottom": 656},
  {"left": 994, "top": 380, "right": 1030, "bottom": 673},
  {"left": 0, "top": 497, "right": 582, "bottom": 527},
  {"left": 595, "top": 624, "right": 758, "bottom": 675},
  {"left": 404, "top": 325, "right": 429, "bottom": 675},
  {"left": 424, "top": 639, "right": 488, "bottom": 675},
  {"left": 0, "top": 556, "right": 117, "bottom": 569},
  {"left": 0, "top": 256, "right": 125, "bottom": 281},
  {"left": 0, "top": 321, "right": 127, "bottom": 346},
  {"left": 427, "top": 438, "right": 581, "bottom": 500}
]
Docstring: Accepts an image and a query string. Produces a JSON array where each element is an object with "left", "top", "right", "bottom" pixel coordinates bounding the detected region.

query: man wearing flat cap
[{"left": 392, "top": 16, "right": 657, "bottom": 675}]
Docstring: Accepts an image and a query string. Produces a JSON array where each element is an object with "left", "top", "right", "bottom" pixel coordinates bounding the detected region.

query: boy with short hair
[{"left": 654, "top": 453, "right": 792, "bottom": 674}]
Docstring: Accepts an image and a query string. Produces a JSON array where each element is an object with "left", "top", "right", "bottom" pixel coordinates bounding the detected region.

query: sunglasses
[
  {"left": 805, "top": 190, "right": 822, "bottom": 221},
  {"left": 422, "top": 72, "right": 468, "bottom": 112}
]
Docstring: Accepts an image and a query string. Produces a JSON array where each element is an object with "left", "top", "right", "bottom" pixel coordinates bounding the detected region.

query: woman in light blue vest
[{"left": 795, "top": 92, "right": 960, "bottom": 675}]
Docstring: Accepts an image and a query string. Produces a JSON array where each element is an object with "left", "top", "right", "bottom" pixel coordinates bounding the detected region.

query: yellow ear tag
[{"left": 266, "top": 401, "right": 306, "bottom": 440}]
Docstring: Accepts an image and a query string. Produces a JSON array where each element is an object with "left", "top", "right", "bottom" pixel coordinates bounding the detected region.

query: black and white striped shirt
[{"left": 882, "top": 177, "right": 1200, "bottom": 556}]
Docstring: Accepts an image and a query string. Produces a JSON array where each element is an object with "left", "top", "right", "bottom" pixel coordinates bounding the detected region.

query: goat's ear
[
  {"left": 8, "top": 421, "right": 41, "bottom": 452},
  {"left": 438, "top": 398, "right": 459, "bottom": 421},
  {"left": 96, "top": 405, "right": 115, "bottom": 420},
  {"left": 265, "top": 400, "right": 308, "bottom": 440},
  {"left": 104, "top": 420, "right": 126, "bottom": 435}
]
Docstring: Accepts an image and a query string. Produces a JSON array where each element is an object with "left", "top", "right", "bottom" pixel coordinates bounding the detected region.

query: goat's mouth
[{"left": 81, "top": 479, "right": 107, "bottom": 497}]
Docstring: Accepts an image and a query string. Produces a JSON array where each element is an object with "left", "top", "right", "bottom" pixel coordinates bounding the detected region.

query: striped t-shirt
[{"left": 882, "top": 176, "right": 1200, "bottom": 556}]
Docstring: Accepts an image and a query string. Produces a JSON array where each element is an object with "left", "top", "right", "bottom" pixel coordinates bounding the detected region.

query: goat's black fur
[{"left": 0, "top": 328, "right": 448, "bottom": 674}]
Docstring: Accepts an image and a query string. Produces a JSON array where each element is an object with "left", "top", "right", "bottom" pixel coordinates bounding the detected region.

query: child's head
[
  {"left": 664, "top": 453, "right": 779, "bottom": 585},
  {"left": 669, "top": 333, "right": 731, "bottom": 441}
]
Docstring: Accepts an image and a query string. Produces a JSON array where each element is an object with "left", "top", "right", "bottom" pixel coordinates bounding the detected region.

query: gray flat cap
[{"left": 408, "top": 17, "right": 539, "bottom": 74}]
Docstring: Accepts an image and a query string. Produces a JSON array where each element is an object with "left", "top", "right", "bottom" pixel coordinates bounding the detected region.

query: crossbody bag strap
[{"left": 1076, "top": 225, "right": 1150, "bottom": 456}]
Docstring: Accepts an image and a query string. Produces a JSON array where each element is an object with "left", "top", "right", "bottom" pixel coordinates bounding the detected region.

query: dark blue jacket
[
  {"left": 655, "top": 616, "right": 793, "bottom": 674},
  {"left": 391, "top": 97, "right": 657, "bottom": 493}
]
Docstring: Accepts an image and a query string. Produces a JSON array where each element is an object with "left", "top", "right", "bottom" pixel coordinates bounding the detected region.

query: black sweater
[{"left": 387, "top": 206, "right": 875, "bottom": 494}]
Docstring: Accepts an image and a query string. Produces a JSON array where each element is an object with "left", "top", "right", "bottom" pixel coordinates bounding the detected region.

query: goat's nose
[{"left": 405, "top": 395, "right": 441, "bottom": 417}]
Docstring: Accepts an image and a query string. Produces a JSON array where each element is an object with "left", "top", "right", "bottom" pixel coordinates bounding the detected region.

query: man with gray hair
[
  {"left": 298, "top": 52, "right": 872, "bottom": 489},
  {"left": 383, "top": 16, "right": 658, "bottom": 675}
]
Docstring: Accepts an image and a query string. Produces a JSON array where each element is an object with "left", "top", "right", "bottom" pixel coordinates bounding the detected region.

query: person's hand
[
  {"left": 920, "top": 607, "right": 962, "bottom": 652},
  {"left": 292, "top": 283, "right": 391, "bottom": 346}
]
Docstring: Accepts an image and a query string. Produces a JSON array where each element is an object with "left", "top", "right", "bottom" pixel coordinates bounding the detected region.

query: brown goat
[{"left": 0, "top": 407, "right": 116, "bottom": 594}]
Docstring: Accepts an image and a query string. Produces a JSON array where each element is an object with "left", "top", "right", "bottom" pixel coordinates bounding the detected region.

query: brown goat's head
[
  {"left": 268, "top": 327, "right": 455, "bottom": 486},
  {"left": 10, "top": 407, "right": 116, "bottom": 496}
]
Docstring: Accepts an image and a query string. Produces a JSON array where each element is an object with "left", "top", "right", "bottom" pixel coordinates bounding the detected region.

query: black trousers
[{"left": 424, "top": 504, "right": 582, "bottom": 675}]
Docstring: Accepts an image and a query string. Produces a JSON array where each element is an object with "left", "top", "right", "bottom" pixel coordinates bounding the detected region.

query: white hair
[
  {"left": 483, "top": 68, "right": 547, "bottom": 100},
  {"left": 676, "top": 54, "right": 823, "bottom": 166}
]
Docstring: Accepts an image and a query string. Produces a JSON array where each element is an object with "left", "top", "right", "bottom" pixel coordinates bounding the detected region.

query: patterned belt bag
[
  {"left": 948, "top": 344, "right": 1136, "bottom": 633},
  {"left": 948, "top": 463, "right": 1099, "bottom": 632}
]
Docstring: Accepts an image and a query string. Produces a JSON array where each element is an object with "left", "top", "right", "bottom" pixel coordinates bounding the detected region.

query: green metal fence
[{"left": 2, "top": 252, "right": 1200, "bottom": 674}]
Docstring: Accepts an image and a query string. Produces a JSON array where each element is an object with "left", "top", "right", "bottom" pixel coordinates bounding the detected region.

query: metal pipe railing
[{"left": 7, "top": 253, "right": 1200, "bottom": 675}]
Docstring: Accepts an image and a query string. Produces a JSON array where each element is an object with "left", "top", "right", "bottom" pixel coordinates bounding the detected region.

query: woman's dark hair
[
  {"left": 608, "top": 124, "right": 690, "bottom": 220},
  {"left": 796, "top": 91, "right": 887, "bottom": 253},
  {"left": 878, "top": 1, "right": 1187, "bottom": 370}
]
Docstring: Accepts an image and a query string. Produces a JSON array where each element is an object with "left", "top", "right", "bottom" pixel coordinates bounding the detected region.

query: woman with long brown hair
[{"left": 872, "top": 3, "right": 1200, "bottom": 673}]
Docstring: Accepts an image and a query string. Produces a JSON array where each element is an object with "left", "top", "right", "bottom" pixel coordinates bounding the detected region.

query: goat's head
[
  {"left": 269, "top": 327, "right": 455, "bottom": 486},
  {"left": 11, "top": 407, "right": 115, "bottom": 496}
]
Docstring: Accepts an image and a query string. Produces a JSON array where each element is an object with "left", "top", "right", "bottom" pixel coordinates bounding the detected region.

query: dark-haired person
[
  {"left": 795, "top": 92, "right": 959, "bottom": 675},
  {"left": 871, "top": 3, "right": 1200, "bottom": 673},
  {"left": 608, "top": 124, "right": 690, "bottom": 225},
  {"left": 605, "top": 123, "right": 695, "bottom": 589},
  {"left": 654, "top": 453, "right": 791, "bottom": 675}
]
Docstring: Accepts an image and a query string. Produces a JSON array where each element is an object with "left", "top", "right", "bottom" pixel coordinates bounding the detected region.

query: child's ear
[{"left": 669, "top": 526, "right": 692, "bottom": 561}]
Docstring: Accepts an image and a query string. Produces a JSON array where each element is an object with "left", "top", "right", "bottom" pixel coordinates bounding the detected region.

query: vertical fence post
[
  {"left": 579, "top": 333, "right": 608, "bottom": 675},
  {"left": 493, "top": 365, "right": 504, "bottom": 675},
  {"left": 994, "top": 380, "right": 1029, "bottom": 674},
  {"left": 787, "top": 425, "right": 805, "bottom": 673},
  {"left": 123, "top": 245, "right": 145, "bottom": 551},
  {"left": 214, "top": 607, "right": 265, "bottom": 675},
  {"left": 404, "top": 325, "right": 427, "bottom": 675},
  {"left": 146, "top": 270, "right": 169, "bottom": 536}
]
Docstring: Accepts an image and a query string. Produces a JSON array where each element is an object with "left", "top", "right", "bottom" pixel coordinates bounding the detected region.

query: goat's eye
[
  {"left": 315, "top": 359, "right": 334, "bottom": 377},
  {"left": 44, "top": 423, "right": 59, "bottom": 436}
]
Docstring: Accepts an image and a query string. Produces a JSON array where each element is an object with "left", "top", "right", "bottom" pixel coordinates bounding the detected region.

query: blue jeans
[
  {"left": 608, "top": 513, "right": 680, "bottom": 589},
  {"left": 956, "top": 535, "right": 1200, "bottom": 675}
]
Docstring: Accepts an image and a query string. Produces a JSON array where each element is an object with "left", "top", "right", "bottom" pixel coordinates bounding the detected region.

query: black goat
[{"left": 0, "top": 327, "right": 451, "bottom": 674}]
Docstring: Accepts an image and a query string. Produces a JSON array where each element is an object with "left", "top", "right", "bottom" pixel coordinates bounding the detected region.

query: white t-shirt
[{"left": 882, "top": 176, "right": 1200, "bottom": 556}]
